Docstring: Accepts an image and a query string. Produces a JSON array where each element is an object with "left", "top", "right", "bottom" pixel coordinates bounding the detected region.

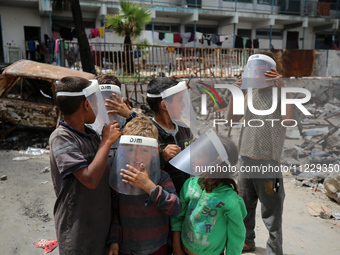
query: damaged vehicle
[{"left": 0, "top": 60, "right": 95, "bottom": 138}]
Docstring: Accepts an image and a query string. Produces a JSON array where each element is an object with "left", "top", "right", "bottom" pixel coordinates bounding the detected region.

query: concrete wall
[{"left": 0, "top": 6, "right": 41, "bottom": 62}]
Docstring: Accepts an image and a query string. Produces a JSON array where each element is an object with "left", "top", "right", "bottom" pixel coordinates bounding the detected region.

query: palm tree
[
  {"left": 106, "top": 0, "right": 152, "bottom": 74},
  {"left": 52, "top": 0, "right": 96, "bottom": 75}
]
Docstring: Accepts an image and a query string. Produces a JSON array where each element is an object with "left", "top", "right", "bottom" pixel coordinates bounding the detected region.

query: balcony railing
[
  {"left": 131, "top": 0, "right": 340, "bottom": 18},
  {"left": 62, "top": 41, "right": 254, "bottom": 82}
]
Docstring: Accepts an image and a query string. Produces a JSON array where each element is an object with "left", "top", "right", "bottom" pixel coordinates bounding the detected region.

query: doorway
[
  {"left": 24, "top": 26, "right": 41, "bottom": 60},
  {"left": 286, "top": 31, "right": 299, "bottom": 49}
]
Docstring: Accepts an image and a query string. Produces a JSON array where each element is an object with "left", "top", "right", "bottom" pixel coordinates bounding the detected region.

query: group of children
[{"left": 49, "top": 75, "right": 247, "bottom": 255}]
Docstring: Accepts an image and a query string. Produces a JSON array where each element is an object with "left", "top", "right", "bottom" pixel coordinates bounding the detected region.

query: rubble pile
[{"left": 281, "top": 102, "right": 340, "bottom": 203}]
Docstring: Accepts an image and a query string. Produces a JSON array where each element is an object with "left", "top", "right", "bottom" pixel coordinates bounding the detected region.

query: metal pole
[
  {"left": 235, "top": 0, "right": 237, "bottom": 12},
  {"left": 271, "top": 0, "right": 274, "bottom": 14},
  {"left": 233, "top": 23, "right": 236, "bottom": 48},
  {"left": 194, "top": 21, "right": 197, "bottom": 48},
  {"left": 152, "top": 18, "right": 154, "bottom": 44},
  {"left": 302, "top": 27, "right": 305, "bottom": 49},
  {"left": 269, "top": 25, "right": 272, "bottom": 49}
]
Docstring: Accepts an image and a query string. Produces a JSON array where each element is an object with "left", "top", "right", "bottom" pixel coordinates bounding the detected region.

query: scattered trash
[
  {"left": 41, "top": 181, "right": 49, "bottom": 184},
  {"left": 1, "top": 175, "right": 7, "bottom": 181},
  {"left": 332, "top": 213, "right": 340, "bottom": 220},
  {"left": 19, "top": 147, "right": 49, "bottom": 156},
  {"left": 40, "top": 167, "right": 50, "bottom": 174},
  {"left": 33, "top": 239, "right": 58, "bottom": 253},
  {"left": 12, "top": 156, "right": 30, "bottom": 161},
  {"left": 307, "top": 202, "right": 332, "bottom": 219}
]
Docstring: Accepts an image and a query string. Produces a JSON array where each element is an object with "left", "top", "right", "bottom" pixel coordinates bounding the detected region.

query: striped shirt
[{"left": 108, "top": 170, "right": 181, "bottom": 255}]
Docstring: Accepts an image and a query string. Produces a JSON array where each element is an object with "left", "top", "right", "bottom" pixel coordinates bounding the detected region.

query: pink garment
[
  {"left": 55, "top": 39, "right": 59, "bottom": 53},
  {"left": 90, "top": 28, "right": 99, "bottom": 38}
]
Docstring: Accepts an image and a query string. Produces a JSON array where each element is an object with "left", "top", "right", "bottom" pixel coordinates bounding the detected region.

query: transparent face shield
[
  {"left": 82, "top": 79, "right": 110, "bottom": 125},
  {"left": 241, "top": 54, "right": 276, "bottom": 89},
  {"left": 160, "top": 81, "right": 198, "bottom": 137},
  {"left": 169, "top": 129, "right": 231, "bottom": 178},
  {"left": 99, "top": 84, "right": 126, "bottom": 128},
  {"left": 110, "top": 135, "right": 160, "bottom": 195}
]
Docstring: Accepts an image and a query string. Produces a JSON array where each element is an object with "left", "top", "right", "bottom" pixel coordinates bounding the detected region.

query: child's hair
[
  {"left": 96, "top": 74, "right": 122, "bottom": 88},
  {"left": 123, "top": 116, "right": 158, "bottom": 140},
  {"left": 55, "top": 76, "right": 91, "bottom": 115},
  {"left": 198, "top": 136, "right": 239, "bottom": 193},
  {"left": 146, "top": 77, "right": 179, "bottom": 113}
]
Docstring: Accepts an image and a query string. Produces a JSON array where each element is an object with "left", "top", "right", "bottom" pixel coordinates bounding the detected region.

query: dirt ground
[{"left": 0, "top": 130, "right": 340, "bottom": 255}]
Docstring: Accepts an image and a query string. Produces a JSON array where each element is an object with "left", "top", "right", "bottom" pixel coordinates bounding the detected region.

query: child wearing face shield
[
  {"left": 108, "top": 116, "right": 181, "bottom": 255},
  {"left": 49, "top": 77, "right": 121, "bottom": 255},
  {"left": 226, "top": 52, "right": 295, "bottom": 254},
  {"left": 170, "top": 131, "right": 246, "bottom": 255}
]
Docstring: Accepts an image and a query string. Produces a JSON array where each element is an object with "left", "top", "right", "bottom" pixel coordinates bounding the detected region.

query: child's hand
[
  {"left": 102, "top": 121, "right": 121, "bottom": 145},
  {"left": 163, "top": 144, "right": 181, "bottom": 161},
  {"left": 121, "top": 164, "right": 156, "bottom": 194},
  {"left": 108, "top": 242, "right": 119, "bottom": 255},
  {"left": 105, "top": 94, "right": 131, "bottom": 119},
  {"left": 265, "top": 68, "right": 284, "bottom": 88},
  {"left": 232, "top": 76, "right": 242, "bottom": 88}
]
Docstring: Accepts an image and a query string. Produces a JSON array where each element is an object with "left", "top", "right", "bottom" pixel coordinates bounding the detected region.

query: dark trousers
[{"left": 239, "top": 156, "right": 285, "bottom": 255}]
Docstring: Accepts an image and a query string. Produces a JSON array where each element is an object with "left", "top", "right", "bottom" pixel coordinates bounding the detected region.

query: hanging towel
[
  {"left": 174, "top": 34, "right": 182, "bottom": 43},
  {"left": 165, "top": 33, "right": 174, "bottom": 43},
  {"left": 98, "top": 27, "right": 105, "bottom": 39},
  {"left": 195, "top": 32, "right": 203, "bottom": 40},
  {"left": 219, "top": 35, "right": 226, "bottom": 43},
  {"left": 180, "top": 33, "right": 191, "bottom": 44}
]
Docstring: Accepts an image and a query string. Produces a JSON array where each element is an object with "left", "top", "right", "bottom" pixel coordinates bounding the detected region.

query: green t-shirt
[{"left": 171, "top": 177, "right": 247, "bottom": 255}]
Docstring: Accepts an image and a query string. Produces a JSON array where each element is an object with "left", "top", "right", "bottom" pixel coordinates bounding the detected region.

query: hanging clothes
[
  {"left": 211, "top": 34, "right": 221, "bottom": 46},
  {"left": 165, "top": 33, "right": 174, "bottom": 43},
  {"left": 245, "top": 39, "right": 252, "bottom": 48},
  {"left": 188, "top": 32, "right": 195, "bottom": 43},
  {"left": 196, "top": 32, "right": 203, "bottom": 42},
  {"left": 98, "top": 27, "right": 105, "bottom": 39},
  {"left": 180, "top": 33, "right": 191, "bottom": 44},
  {"left": 174, "top": 34, "right": 182, "bottom": 44},
  {"left": 253, "top": 39, "right": 259, "bottom": 48},
  {"left": 219, "top": 35, "right": 226, "bottom": 43},
  {"left": 159, "top": 32, "right": 165, "bottom": 41},
  {"left": 235, "top": 36, "right": 244, "bottom": 48},
  {"left": 202, "top": 34, "right": 212, "bottom": 45},
  {"left": 90, "top": 28, "right": 99, "bottom": 38}
]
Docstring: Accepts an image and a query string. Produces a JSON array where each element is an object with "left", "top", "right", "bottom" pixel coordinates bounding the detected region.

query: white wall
[{"left": 0, "top": 6, "right": 41, "bottom": 62}]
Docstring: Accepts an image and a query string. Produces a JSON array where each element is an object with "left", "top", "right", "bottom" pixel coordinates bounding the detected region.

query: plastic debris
[
  {"left": 332, "top": 213, "right": 340, "bottom": 220},
  {"left": 33, "top": 239, "right": 58, "bottom": 253},
  {"left": 19, "top": 147, "right": 49, "bottom": 156},
  {"left": 12, "top": 156, "right": 30, "bottom": 161}
]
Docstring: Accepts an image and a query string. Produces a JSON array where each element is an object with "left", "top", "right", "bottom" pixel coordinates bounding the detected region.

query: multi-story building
[{"left": 0, "top": 0, "right": 339, "bottom": 63}]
